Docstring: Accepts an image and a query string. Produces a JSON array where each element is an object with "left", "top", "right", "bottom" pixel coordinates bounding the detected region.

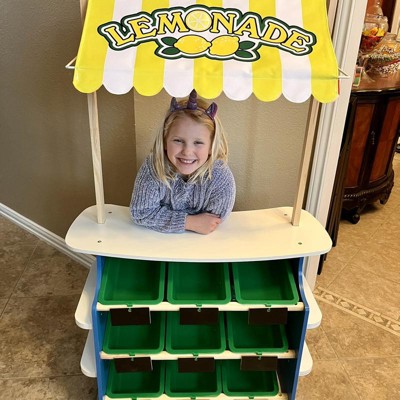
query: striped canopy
[{"left": 73, "top": 0, "right": 339, "bottom": 103}]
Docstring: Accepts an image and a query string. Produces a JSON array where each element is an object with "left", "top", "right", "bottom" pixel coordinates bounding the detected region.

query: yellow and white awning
[{"left": 73, "top": 0, "right": 339, "bottom": 103}]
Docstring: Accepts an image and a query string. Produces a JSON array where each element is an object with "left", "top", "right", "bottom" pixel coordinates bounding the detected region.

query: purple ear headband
[{"left": 169, "top": 89, "right": 218, "bottom": 121}]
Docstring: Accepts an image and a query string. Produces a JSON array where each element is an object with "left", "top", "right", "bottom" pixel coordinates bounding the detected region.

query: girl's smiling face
[{"left": 165, "top": 115, "right": 212, "bottom": 177}]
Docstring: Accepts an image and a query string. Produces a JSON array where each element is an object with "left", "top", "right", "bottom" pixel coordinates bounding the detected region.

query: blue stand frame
[{"left": 92, "top": 256, "right": 310, "bottom": 400}]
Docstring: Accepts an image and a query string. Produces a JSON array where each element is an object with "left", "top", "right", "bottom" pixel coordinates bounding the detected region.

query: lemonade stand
[{"left": 66, "top": 1, "right": 343, "bottom": 399}]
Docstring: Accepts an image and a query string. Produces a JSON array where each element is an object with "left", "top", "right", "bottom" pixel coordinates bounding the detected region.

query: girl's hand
[{"left": 185, "top": 213, "right": 222, "bottom": 234}]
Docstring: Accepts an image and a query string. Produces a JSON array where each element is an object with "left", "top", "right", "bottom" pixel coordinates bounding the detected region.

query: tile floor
[
  {"left": 298, "top": 152, "right": 400, "bottom": 400},
  {"left": 0, "top": 154, "right": 399, "bottom": 399}
]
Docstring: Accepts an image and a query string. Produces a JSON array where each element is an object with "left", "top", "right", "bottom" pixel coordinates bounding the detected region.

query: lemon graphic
[
  {"left": 209, "top": 35, "right": 240, "bottom": 57},
  {"left": 185, "top": 10, "right": 212, "bottom": 32},
  {"left": 174, "top": 35, "right": 211, "bottom": 55}
]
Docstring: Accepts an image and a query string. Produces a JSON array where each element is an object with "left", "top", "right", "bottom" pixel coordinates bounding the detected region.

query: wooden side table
[
  {"left": 323, "top": 72, "right": 400, "bottom": 249},
  {"left": 342, "top": 73, "right": 400, "bottom": 223}
]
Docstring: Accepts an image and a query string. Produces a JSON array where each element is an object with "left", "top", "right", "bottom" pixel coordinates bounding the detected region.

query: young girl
[{"left": 130, "top": 89, "right": 236, "bottom": 234}]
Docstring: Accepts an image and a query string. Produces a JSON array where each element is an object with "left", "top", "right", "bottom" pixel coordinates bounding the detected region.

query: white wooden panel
[
  {"left": 104, "top": 394, "right": 288, "bottom": 400},
  {"left": 100, "top": 349, "right": 296, "bottom": 360},
  {"left": 66, "top": 205, "right": 332, "bottom": 262},
  {"left": 96, "top": 301, "right": 304, "bottom": 312}
]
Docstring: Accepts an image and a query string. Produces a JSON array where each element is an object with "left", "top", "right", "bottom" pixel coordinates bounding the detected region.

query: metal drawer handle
[{"left": 371, "top": 130, "right": 376, "bottom": 145}]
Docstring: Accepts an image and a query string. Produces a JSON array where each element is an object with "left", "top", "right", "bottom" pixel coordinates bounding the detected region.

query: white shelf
[
  {"left": 302, "top": 275, "right": 322, "bottom": 329},
  {"left": 66, "top": 205, "right": 332, "bottom": 262},
  {"left": 75, "top": 260, "right": 96, "bottom": 330},
  {"left": 96, "top": 301, "right": 304, "bottom": 312},
  {"left": 100, "top": 349, "right": 296, "bottom": 360},
  {"left": 81, "top": 330, "right": 96, "bottom": 378},
  {"left": 100, "top": 346, "right": 311, "bottom": 377},
  {"left": 299, "top": 341, "right": 312, "bottom": 376},
  {"left": 104, "top": 394, "right": 288, "bottom": 400}
]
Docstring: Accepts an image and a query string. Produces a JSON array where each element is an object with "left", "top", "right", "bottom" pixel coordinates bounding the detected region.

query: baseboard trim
[{"left": 0, "top": 203, "right": 94, "bottom": 268}]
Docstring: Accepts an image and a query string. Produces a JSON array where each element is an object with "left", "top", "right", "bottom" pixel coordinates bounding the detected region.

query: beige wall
[
  {"left": 0, "top": 1, "right": 136, "bottom": 237},
  {"left": 0, "top": 1, "right": 309, "bottom": 238}
]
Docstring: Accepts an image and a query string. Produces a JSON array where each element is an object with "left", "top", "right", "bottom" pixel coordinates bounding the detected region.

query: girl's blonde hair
[{"left": 151, "top": 96, "right": 228, "bottom": 186}]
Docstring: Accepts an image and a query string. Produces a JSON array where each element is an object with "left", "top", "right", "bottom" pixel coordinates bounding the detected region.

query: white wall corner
[
  {"left": 304, "top": 0, "right": 368, "bottom": 288},
  {"left": 0, "top": 203, "right": 94, "bottom": 269}
]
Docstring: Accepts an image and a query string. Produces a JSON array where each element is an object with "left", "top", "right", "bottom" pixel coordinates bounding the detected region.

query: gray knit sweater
[{"left": 130, "top": 155, "right": 236, "bottom": 233}]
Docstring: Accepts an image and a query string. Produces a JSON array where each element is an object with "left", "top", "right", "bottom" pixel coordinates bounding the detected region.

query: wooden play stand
[{"left": 66, "top": 1, "right": 348, "bottom": 398}]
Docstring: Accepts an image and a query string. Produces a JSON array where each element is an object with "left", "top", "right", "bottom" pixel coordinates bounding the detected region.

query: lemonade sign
[{"left": 98, "top": 6, "right": 317, "bottom": 61}]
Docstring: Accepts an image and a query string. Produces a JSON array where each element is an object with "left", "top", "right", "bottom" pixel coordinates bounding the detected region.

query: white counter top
[{"left": 65, "top": 204, "right": 331, "bottom": 262}]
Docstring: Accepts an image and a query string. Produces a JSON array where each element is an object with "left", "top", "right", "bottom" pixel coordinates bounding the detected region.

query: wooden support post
[
  {"left": 79, "top": 1, "right": 105, "bottom": 224},
  {"left": 291, "top": 0, "right": 336, "bottom": 226},
  {"left": 87, "top": 92, "right": 106, "bottom": 224},
  {"left": 291, "top": 99, "right": 321, "bottom": 226},
  {"left": 79, "top": 0, "right": 88, "bottom": 21}
]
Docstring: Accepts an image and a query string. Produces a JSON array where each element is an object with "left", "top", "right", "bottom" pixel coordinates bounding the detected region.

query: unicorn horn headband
[{"left": 169, "top": 89, "right": 218, "bottom": 120}]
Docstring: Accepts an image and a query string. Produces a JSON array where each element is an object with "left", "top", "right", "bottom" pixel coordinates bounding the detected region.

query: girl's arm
[
  {"left": 130, "top": 159, "right": 187, "bottom": 233},
  {"left": 184, "top": 164, "right": 235, "bottom": 234},
  {"left": 185, "top": 213, "right": 221, "bottom": 234},
  {"left": 204, "top": 162, "right": 236, "bottom": 220}
]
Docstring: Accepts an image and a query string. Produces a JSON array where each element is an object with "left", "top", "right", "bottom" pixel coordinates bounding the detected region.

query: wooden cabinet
[
  {"left": 321, "top": 76, "right": 400, "bottom": 273},
  {"left": 341, "top": 88, "right": 400, "bottom": 223}
]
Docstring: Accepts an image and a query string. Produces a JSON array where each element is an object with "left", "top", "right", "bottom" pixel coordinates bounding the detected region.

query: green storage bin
[
  {"left": 103, "top": 312, "right": 166, "bottom": 355},
  {"left": 106, "top": 360, "right": 165, "bottom": 398},
  {"left": 226, "top": 312, "right": 288, "bottom": 353},
  {"left": 166, "top": 312, "right": 226, "bottom": 354},
  {"left": 165, "top": 360, "right": 222, "bottom": 397},
  {"left": 98, "top": 258, "right": 166, "bottom": 305},
  {"left": 232, "top": 260, "right": 299, "bottom": 305},
  {"left": 167, "top": 262, "right": 231, "bottom": 304},
  {"left": 221, "top": 360, "right": 279, "bottom": 396}
]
